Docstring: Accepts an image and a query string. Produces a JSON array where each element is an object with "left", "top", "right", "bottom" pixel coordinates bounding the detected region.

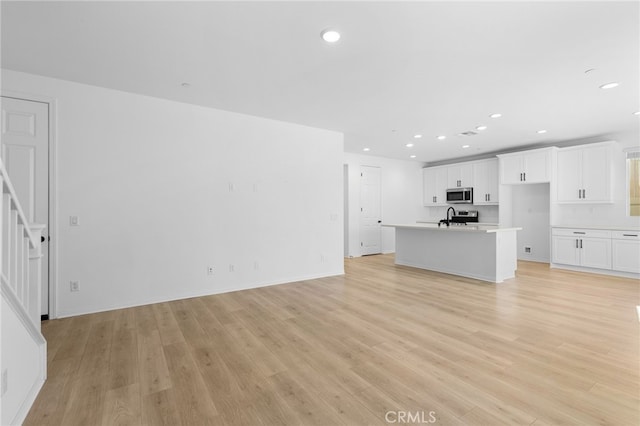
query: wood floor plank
[
  {"left": 108, "top": 327, "right": 138, "bottom": 390},
  {"left": 24, "top": 256, "right": 639, "bottom": 426},
  {"left": 100, "top": 383, "right": 141, "bottom": 426},
  {"left": 137, "top": 330, "right": 172, "bottom": 396},
  {"left": 162, "top": 342, "right": 219, "bottom": 424},
  {"left": 141, "top": 389, "right": 182, "bottom": 426}
]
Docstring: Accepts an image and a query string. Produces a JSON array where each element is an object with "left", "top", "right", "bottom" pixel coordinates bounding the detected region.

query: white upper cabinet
[
  {"left": 557, "top": 142, "right": 612, "bottom": 203},
  {"left": 473, "top": 158, "right": 499, "bottom": 205},
  {"left": 447, "top": 163, "right": 473, "bottom": 188},
  {"left": 498, "top": 148, "right": 555, "bottom": 184},
  {"left": 423, "top": 166, "right": 448, "bottom": 206}
]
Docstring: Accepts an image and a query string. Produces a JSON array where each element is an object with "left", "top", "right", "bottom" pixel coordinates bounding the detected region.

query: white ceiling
[{"left": 2, "top": 1, "right": 639, "bottom": 163}]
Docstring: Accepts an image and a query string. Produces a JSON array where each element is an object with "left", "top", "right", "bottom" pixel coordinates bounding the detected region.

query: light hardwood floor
[{"left": 25, "top": 255, "right": 639, "bottom": 425}]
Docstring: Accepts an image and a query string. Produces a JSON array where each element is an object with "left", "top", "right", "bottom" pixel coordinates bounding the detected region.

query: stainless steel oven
[{"left": 446, "top": 187, "right": 473, "bottom": 204}]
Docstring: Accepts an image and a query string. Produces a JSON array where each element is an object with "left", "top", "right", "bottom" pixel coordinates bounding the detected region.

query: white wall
[
  {"left": 553, "top": 136, "right": 640, "bottom": 229},
  {"left": 2, "top": 70, "right": 344, "bottom": 318},
  {"left": 344, "top": 153, "right": 424, "bottom": 256},
  {"left": 512, "top": 183, "right": 550, "bottom": 262},
  {"left": 0, "top": 297, "right": 43, "bottom": 425}
]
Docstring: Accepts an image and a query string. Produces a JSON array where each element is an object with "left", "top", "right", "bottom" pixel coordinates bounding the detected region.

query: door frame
[
  {"left": 358, "top": 164, "right": 382, "bottom": 256},
  {"left": 2, "top": 90, "right": 58, "bottom": 319}
]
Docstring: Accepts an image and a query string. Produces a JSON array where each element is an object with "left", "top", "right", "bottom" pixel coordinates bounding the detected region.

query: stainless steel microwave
[{"left": 446, "top": 187, "right": 473, "bottom": 204}]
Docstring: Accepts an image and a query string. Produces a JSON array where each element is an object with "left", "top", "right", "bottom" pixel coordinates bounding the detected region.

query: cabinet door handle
[
  {"left": 578, "top": 189, "right": 582, "bottom": 199},
  {"left": 488, "top": 193, "right": 490, "bottom": 201},
  {"left": 519, "top": 173, "right": 523, "bottom": 181},
  {"left": 580, "top": 239, "right": 583, "bottom": 249},
  {"left": 523, "top": 172, "right": 526, "bottom": 181},
  {"left": 576, "top": 239, "right": 579, "bottom": 248},
  {"left": 573, "top": 231, "right": 586, "bottom": 234},
  {"left": 583, "top": 189, "right": 586, "bottom": 199}
]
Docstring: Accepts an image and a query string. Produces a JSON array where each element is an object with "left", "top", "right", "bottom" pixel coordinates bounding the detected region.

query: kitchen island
[{"left": 382, "top": 223, "right": 522, "bottom": 283}]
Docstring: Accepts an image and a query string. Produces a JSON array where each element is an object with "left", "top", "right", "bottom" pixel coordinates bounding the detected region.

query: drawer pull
[
  {"left": 623, "top": 234, "right": 638, "bottom": 237},
  {"left": 573, "top": 232, "right": 586, "bottom": 234}
]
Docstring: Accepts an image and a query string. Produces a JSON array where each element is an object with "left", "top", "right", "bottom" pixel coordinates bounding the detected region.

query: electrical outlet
[
  {"left": 70, "top": 281, "right": 79, "bottom": 292},
  {"left": 207, "top": 266, "right": 214, "bottom": 275},
  {"left": 1, "top": 368, "right": 8, "bottom": 397},
  {"left": 524, "top": 246, "right": 532, "bottom": 254}
]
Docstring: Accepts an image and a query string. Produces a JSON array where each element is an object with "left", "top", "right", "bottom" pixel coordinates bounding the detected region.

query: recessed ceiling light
[
  {"left": 363, "top": 148, "right": 370, "bottom": 152},
  {"left": 634, "top": 111, "right": 640, "bottom": 115},
  {"left": 321, "top": 29, "right": 341, "bottom": 43},
  {"left": 410, "top": 155, "right": 417, "bottom": 158},
  {"left": 489, "top": 113, "right": 502, "bottom": 119},
  {"left": 600, "top": 82, "right": 619, "bottom": 89},
  {"left": 462, "top": 145, "right": 470, "bottom": 149},
  {"left": 406, "top": 143, "right": 414, "bottom": 148},
  {"left": 413, "top": 134, "right": 422, "bottom": 139},
  {"left": 437, "top": 135, "right": 446, "bottom": 140},
  {"left": 537, "top": 130, "right": 547, "bottom": 134},
  {"left": 476, "top": 125, "right": 487, "bottom": 131}
]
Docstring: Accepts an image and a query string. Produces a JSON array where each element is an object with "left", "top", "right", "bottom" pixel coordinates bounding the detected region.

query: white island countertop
[
  {"left": 382, "top": 223, "right": 522, "bottom": 234},
  {"left": 385, "top": 223, "right": 522, "bottom": 283}
]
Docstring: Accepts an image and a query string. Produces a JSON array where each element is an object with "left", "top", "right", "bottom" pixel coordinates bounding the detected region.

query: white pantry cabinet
[
  {"left": 447, "top": 163, "right": 474, "bottom": 188},
  {"left": 473, "top": 158, "right": 499, "bottom": 205},
  {"left": 498, "top": 148, "right": 555, "bottom": 184},
  {"left": 423, "top": 166, "right": 448, "bottom": 206},
  {"left": 556, "top": 142, "right": 612, "bottom": 203},
  {"left": 612, "top": 231, "right": 640, "bottom": 273},
  {"left": 552, "top": 228, "right": 612, "bottom": 270}
]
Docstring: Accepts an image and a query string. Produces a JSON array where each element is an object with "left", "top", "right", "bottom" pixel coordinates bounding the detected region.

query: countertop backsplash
[{"left": 421, "top": 205, "right": 499, "bottom": 224}]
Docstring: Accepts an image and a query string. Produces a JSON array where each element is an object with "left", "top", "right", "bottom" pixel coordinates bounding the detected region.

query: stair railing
[{"left": 0, "top": 157, "right": 45, "bottom": 331}]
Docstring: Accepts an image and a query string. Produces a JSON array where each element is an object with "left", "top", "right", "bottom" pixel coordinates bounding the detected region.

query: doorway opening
[{"left": 1, "top": 94, "right": 55, "bottom": 319}]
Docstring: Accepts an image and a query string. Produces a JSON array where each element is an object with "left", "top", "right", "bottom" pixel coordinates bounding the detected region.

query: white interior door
[
  {"left": 1, "top": 96, "right": 49, "bottom": 317},
  {"left": 359, "top": 165, "right": 381, "bottom": 255}
]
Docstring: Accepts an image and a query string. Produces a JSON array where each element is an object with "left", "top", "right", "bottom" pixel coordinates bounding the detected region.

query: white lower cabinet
[
  {"left": 551, "top": 228, "right": 611, "bottom": 270},
  {"left": 612, "top": 231, "right": 640, "bottom": 273},
  {"left": 580, "top": 237, "right": 612, "bottom": 270}
]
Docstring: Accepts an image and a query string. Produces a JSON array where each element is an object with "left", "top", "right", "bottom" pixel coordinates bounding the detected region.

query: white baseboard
[
  {"left": 54, "top": 269, "right": 346, "bottom": 319},
  {"left": 550, "top": 263, "right": 640, "bottom": 280}
]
